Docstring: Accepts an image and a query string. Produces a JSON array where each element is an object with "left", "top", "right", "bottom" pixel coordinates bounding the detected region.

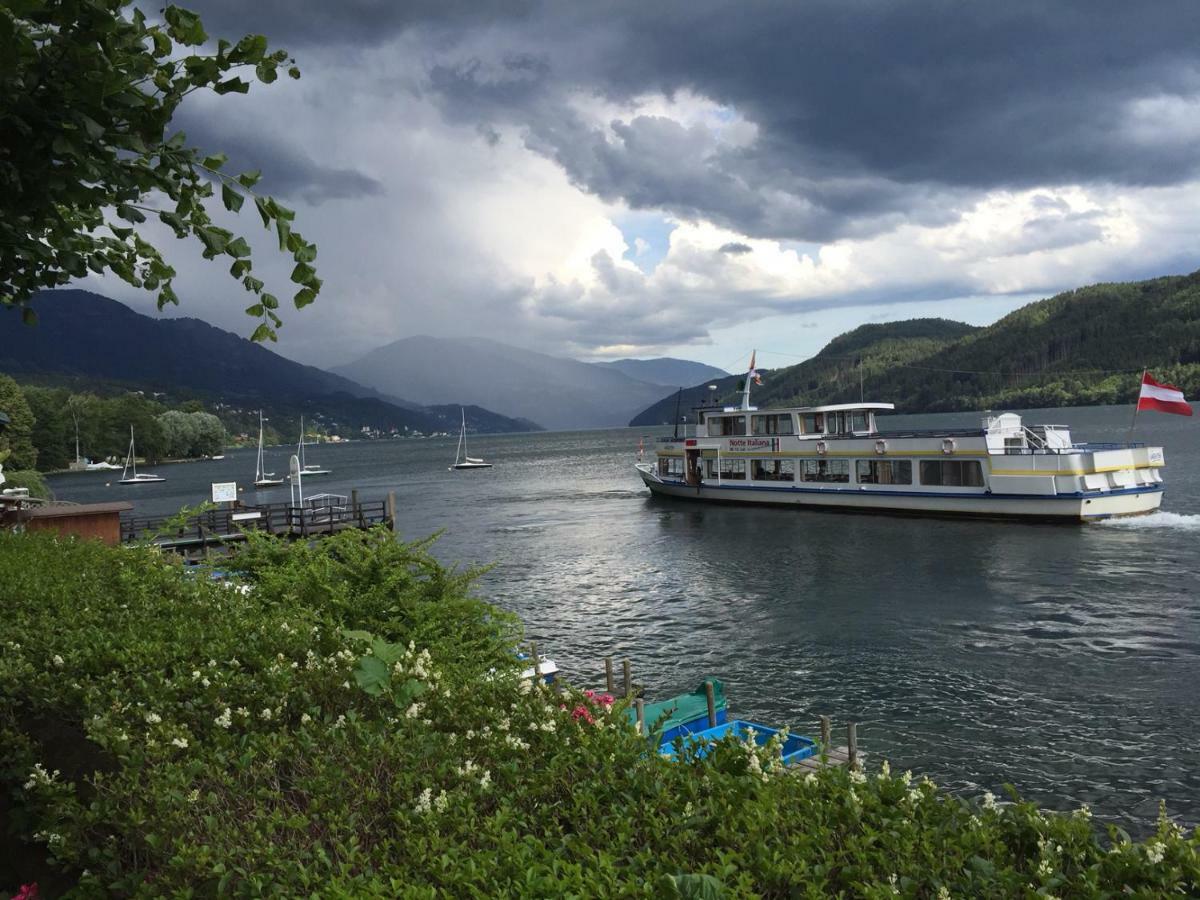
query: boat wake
[{"left": 1100, "top": 511, "right": 1200, "bottom": 531}]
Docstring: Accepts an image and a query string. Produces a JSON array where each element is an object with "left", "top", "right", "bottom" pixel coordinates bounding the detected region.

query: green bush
[{"left": 1, "top": 530, "right": 1197, "bottom": 897}]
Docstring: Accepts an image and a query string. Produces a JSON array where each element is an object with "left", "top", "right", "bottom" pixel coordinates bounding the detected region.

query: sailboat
[
  {"left": 449, "top": 409, "right": 493, "bottom": 471},
  {"left": 254, "top": 411, "right": 284, "bottom": 487},
  {"left": 118, "top": 426, "right": 165, "bottom": 484},
  {"left": 290, "top": 416, "right": 331, "bottom": 478}
]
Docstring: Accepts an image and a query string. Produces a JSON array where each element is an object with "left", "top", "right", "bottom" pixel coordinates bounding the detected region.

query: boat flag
[
  {"left": 1137, "top": 372, "right": 1193, "bottom": 417},
  {"left": 749, "top": 351, "right": 763, "bottom": 385}
]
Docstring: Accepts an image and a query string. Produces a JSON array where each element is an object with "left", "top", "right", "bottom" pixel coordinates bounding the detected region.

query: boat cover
[{"left": 629, "top": 679, "right": 727, "bottom": 738}]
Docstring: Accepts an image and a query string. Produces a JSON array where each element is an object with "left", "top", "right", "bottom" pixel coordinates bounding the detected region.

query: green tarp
[{"left": 626, "top": 679, "right": 726, "bottom": 732}]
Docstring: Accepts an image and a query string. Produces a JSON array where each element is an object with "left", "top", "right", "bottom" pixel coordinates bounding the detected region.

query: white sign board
[{"left": 211, "top": 481, "right": 238, "bottom": 503}]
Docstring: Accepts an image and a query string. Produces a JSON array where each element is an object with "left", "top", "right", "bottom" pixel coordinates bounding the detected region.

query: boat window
[
  {"left": 851, "top": 411, "right": 869, "bottom": 433},
  {"left": 856, "top": 460, "right": 912, "bottom": 485},
  {"left": 710, "top": 416, "right": 745, "bottom": 436},
  {"left": 919, "top": 460, "right": 984, "bottom": 487},
  {"left": 717, "top": 458, "right": 746, "bottom": 480},
  {"left": 799, "top": 459, "right": 850, "bottom": 483},
  {"left": 800, "top": 413, "right": 824, "bottom": 434},
  {"left": 752, "top": 459, "right": 795, "bottom": 482},
  {"left": 751, "top": 414, "right": 794, "bottom": 435},
  {"left": 659, "top": 457, "right": 685, "bottom": 477}
]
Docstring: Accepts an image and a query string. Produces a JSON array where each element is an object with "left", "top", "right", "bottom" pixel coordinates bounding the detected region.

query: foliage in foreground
[{"left": 1, "top": 530, "right": 1198, "bottom": 898}]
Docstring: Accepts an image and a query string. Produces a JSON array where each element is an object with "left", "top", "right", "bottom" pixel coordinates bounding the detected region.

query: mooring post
[
  {"left": 635, "top": 698, "right": 645, "bottom": 735},
  {"left": 847, "top": 722, "right": 858, "bottom": 770},
  {"left": 623, "top": 659, "right": 632, "bottom": 699},
  {"left": 705, "top": 680, "right": 717, "bottom": 728},
  {"left": 530, "top": 642, "right": 541, "bottom": 683},
  {"left": 386, "top": 491, "right": 397, "bottom": 532},
  {"left": 351, "top": 489, "right": 360, "bottom": 527},
  {"left": 604, "top": 657, "right": 615, "bottom": 693},
  {"left": 820, "top": 715, "right": 831, "bottom": 752}
]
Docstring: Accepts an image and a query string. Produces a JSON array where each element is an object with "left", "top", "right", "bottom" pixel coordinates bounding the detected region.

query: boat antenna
[{"left": 673, "top": 387, "right": 683, "bottom": 439}]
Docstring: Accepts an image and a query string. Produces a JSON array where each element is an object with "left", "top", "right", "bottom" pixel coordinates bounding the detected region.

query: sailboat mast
[{"left": 298, "top": 416, "right": 306, "bottom": 468}]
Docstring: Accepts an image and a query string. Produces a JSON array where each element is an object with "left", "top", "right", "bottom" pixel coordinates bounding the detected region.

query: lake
[{"left": 47, "top": 402, "right": 1200, "bottom": 834}]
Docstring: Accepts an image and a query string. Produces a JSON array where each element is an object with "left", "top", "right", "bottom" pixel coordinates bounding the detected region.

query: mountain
[
  {"left": 0, "top": 290, "right": 534, "bottom": 434},
  {"left": 631, "top": 270, "right": 1200, "bottom": 423},
  {"left": 593, "top": 357, "right": 728, "bottom": 387},
  {"left": 333, "top": 336, "right": 672, "bottom": 430}
]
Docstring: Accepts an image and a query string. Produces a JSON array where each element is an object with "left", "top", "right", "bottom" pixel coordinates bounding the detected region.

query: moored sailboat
[
  {"left": 290, "top": 416, "right": 331, "bottom": 479},
  {"left": 449, "top": 408, "right": 492, "bottom": 471},
  {"left": 254, "top": 411, "right": 284, "bottom": 488},
  {"left": 118, "top": 426, "right": 165, "bottom": 484}
]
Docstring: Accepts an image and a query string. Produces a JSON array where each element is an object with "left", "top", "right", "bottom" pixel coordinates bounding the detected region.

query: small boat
[
  {"left": 628, "top": 679, "right": 728, "bottom": 742},
  {"left": 658, "top": 720, "right": 817, "bottom": 766},
  {"left": 290, "top": 416, "right": 331, "bottom": 478},
  {"left": 517, "top": 652, "right": 558, "bottom": 685},
  {"left": 253, "top": 411, "right": 284, "bottom": 488},
  {"left": 210, "top": 454, "right": 226, "bottom": 461},
  {"left": 636, "top": 351, "right": 1167, "bottom": 521},
  {"left": 449, "top": 408, "right": 493, "bottom": 471},
  {"left": 86, "top": 460, "right": 121, "bottom": 472},
  {"left": 118, "top": 426, "right": 165, "bottom": 484}
]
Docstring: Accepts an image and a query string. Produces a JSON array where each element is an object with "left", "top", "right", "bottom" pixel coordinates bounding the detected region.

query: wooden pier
[{"left": 121, "top": 490, "right": 397, "bottom": 559}]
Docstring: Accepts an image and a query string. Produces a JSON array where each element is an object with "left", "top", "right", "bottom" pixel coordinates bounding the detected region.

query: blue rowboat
[
  {"left": 630, "top": 679, "right": 728, "bottom": 742},
  {"left": 516, "top": 652, "right": 558, "bottom": 685},
  {"left": 658, "top": 719, "right": 817, "bottom": 766}
]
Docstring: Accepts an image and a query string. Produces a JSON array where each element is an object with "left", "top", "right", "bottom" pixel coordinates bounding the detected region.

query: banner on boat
[{"left": 727, "top": 437, "right": 782, "bottom": 451}]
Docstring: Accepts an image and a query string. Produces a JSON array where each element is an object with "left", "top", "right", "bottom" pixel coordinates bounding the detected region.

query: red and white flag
[{"left": 1137, "top": 372, "right": 1193, "bottom": 417}]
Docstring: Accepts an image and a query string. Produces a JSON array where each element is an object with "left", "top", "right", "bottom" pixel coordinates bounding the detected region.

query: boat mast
[
  {"left": 256, "top": 411, "right": 265, "bottom": 481},
  {"left": 123, "top": 425, "right": 136, "bottom": 479},
  {"left": 297, "top": 416, "right": 306, "bottom": 468},
  {"left": 455, "top": 409, "right": 466, "bottom": 465},
  {"left": 740, "top": 349, "right": 758, "bottom": 411}
]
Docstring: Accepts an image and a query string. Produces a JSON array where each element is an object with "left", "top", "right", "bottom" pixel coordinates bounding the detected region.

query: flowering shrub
[{"left": 2, "top": 529, "right": 1199, "bottom": 897}]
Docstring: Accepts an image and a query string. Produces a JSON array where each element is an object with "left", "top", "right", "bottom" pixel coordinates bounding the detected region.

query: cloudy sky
[{"left": 83, "top": 0, "right": 1200, "bottom": 372}]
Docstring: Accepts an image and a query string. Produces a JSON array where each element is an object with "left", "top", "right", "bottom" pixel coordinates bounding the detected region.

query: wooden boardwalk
[{"left": 121, "top": 491, "right": 396, "bottom": 559}]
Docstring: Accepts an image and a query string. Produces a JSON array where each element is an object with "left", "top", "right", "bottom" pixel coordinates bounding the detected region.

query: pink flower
[
  {"left": 15, "top": 884, "right": 39, "bottom": 900},
  {"left": 583, "top": 689, "right": 596, "bottom": 699},
  {"left": 597, "top": 694, "right": 615, "bottom": 706},
  {"left": 571, "top": 705, "right": 594, "bottom": 724}
]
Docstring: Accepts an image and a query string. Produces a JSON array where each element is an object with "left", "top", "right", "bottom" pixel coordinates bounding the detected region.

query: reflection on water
[{"left": 48, "top": 403, "right": 1200, "bottom": 834}]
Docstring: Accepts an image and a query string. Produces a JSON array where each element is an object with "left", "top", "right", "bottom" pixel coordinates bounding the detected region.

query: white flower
[
  {"left": 479, "top": 770, "right": 492, "bottom": 790},
  {"left": 23, "top": 763, "right": 59, "bottom": 791},
  {"left": 804, "top": 773, "right": 817, "bottom": 785},
  {"left": 1074, "top": 804, "right": 1091, "bottom": 820},
  {"left": 888, "top": 873, "right": 899, "bottom": 894},
  {"left": 405, "top": 702, "right": 423, "bottom": 720},
  {"left": 332, "top": 714, "right": 346, "bottom": 729},
  {"left": 849, "top": 769, "right": 866, "bottom": 784},
  {"left": 52, "top": 654, "right": 64, "bottom": 668},
  {"left": 201, "top": 677, "right": 211, "bottom": 688},
  {"left": 901, "top": 770, "right": 912, "bottom": 787},
  {"left": 171, "top": 737, "right": 188, "bottom": 748},
  {"left": 342, "top": 681, "right": 351, "bottom": 689},
  {"left": 214, "top": 708, "right": 232, "bottom": 729},
  {"left": 1145, "top": 841, "right": 1165, "bottom": 864},
  {"left": 1037, "top": 858, "right": 1054, "bottom": 878},
  {"left": 191, "top": 670, "right": 202, "bottom": 680},
  {"left": 301, "top": 713, "right": 312, "bottom": 725},
  {"left": 683, "top": 802, "right": 695, "bottom": 816},
  {"left": 540, "top": 720, "right": 556, "bottom": 733},
  {"left": 413, "top": 788, "right": 433, "bottom": 814},
  {"left": 259, "top": 707, "right": 273, "bottom": 721},
  {"left": 936, "top": 887, "right": 951, "bottom": 900},
  {"left": 433, "top": 790, "right": 449, "bottom": 812},
  {"left": 879, "top": 759, "right": 890, "bottom": 779},
  {"left": 187, "top": 789, "right": 200, "bottom": 803},
  {"left": 982, "top": 791, "right": 997, "bottom": 810},
  {"left": 236, "top": 707, "right": 249, "bottom": 718}
]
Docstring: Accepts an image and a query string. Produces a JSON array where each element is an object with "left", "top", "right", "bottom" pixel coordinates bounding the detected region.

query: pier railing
[{"left": 121, "top": 492, "right": 396, "bottom": 549}]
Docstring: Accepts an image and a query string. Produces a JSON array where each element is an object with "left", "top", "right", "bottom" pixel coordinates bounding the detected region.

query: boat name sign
[{"left": 727, "top": 438, "right": 782, "bottom": 451}]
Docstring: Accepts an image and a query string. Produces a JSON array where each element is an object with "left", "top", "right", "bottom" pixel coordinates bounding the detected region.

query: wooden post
[
  {"left": 847, "top": 722, "right": 858, "bottom": 770},
  {"left": 820, "top": 715, "right": 831, "bottom": 751},
  {"left": 704, "top": 680, "right": 717, "bottom": 728},
  {"left": 604, "top": 657, "right": 615, "bottom": 693},
  {"left": 622, "top": 659, "right": 632, "bottom": 699},
  {"left": 385, "top": 490, "right": 397, "bottom": 532},
  {"left": 530, "top": 642, "right": 541, "bottom": 682},
  {"left": 635, "top": 698, "right": 645, "bottom": 735}
]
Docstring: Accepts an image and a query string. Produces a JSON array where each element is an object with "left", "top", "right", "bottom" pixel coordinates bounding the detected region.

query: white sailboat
[
  {"left": 118, "top": 426, "right": 165, "bottom": 484},
  {"left": 449, "top": 409, "right": 493, "bottom": 471},
  {"left": 290, "top": 416, "right": 331, "bottom": 478},
  {"left": 254, "top": 410, "right": 284, "bottom": 487}
]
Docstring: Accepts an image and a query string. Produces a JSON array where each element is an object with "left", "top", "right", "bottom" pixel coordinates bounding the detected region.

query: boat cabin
[{"left": 697, "top": 403, "right": 894, "bottom": 439}]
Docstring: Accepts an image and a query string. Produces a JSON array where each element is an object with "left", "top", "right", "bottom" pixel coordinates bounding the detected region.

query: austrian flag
[{"left": 1137, "top": 372, "right": 1193, "bottom": 417}]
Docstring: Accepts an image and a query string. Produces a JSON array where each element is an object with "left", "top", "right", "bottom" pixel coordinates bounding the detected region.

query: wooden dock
[{"left": 121, "top": 490, "right": 397, "bottom": 559}]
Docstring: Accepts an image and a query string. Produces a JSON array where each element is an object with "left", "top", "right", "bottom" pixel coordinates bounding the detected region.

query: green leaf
[
  {"left": 353, "top": 657, "right": 391, "bottom": 697},
  {"left": 202, "top": 153, "right": 228, "bottom": 171},
  {"left": 293, "top": 287, "right": 317, "bottom": 309},
  {"left": 226, "top": 237, "right": 252, "bottom": 258},
  {"left": 255, "top": 63, "right": 278, "bottom": 84},
  {"left": 260, "top": 293, "right": 279, "bottom": 310},
  {"left": 242, "top": 275, "right": 264, "bottom": 293},
  {"left": 254, "top": 195, "right": 272, "bottom": 228},
  {"left": 290, "top": 262, "right": 314, "bottom": 284},
  {"left": 163, "top": 6, "right": 208, "bottom": 45},
  {"left": 230, "top": 259, "right": 252, "bottom": 278},
  {"left": 250, "top": 322, "right": 276, "bottom": 343},
  {"left": 245, "top": 303, "right": 264, "bottom": 317},
  {"left": 237, "top": 170, "right": 262, "bottom": 189},
  {"left": 116, "top": 204, "right": 146, "bottom": 224},
  {"left": 79, "top": 115, "right": 105, "bottom": 140},
  {"left": 275, "top": 217, "right": 291, "bottom": 252},
  {"left": 288, "top": 66, "right": 301, "bottom": 80},
  {"left": 197, "top": 227, "right": 230, "bottom": 256},
  {"left": 221, "top": 183, "right": 245, "bottom": 213},
  {"left": 231, "top": 34, "right": 269, "bottom": 64},
  {"left": 292, "top": 241, "right": 317, "bottom": 263},
  {"left": 213, "top": 77, "right": 250, "bottom": 95}
]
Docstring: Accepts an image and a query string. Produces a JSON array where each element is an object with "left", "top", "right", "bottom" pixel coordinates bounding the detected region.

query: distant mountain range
[
  {"left": 593, "top": 357, "right": 727, "bottom": 388},
  {"left": 0, "top": 291, "right": 536, "bottom": 434},
  {"left": 631, "top": 270, "right": 1200, "bottom": 424},
  {"left": 334, "top": 336, "right": 724, "bottom": 430}
]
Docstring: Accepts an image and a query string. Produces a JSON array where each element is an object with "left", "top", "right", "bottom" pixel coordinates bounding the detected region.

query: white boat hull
[
  {"left": 450, "top": 462, "right": 493, "bottom": 470},
  {"left": 119, "top": 475, "right": 166, "bottom": 484},
  {"left": 636, "top": 467, "right": 1163, "bottom": 521}
]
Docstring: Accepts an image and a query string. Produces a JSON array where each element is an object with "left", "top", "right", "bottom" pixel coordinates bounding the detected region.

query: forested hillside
[{"left": 631, "top": 271, "right": 1200, "bottom": 423}]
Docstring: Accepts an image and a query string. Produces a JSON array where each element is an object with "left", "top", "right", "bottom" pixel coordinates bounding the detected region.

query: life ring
[
  {"left": 874, "top": 439, "right": 887, "bottom": 455},
  {"left": 815, "top": 440, "right": 828, "bottom": 456},
  {"left": 942, "top": 438, "right": 956, "bottom": 455}
]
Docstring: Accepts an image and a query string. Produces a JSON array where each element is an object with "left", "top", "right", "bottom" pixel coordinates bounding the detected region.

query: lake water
[{"left": 48, "top": 403, "right": 1200, "bottom": 834}]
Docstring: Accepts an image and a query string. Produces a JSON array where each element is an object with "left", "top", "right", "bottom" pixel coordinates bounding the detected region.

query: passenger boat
[{"left": 635, "top": 361, "right": 1166, "bottom": 521}]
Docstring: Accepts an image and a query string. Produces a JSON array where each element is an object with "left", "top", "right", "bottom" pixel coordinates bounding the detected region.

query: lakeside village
[{"left": 2, "top": 366, "right": 1199, "bottom": 896}]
